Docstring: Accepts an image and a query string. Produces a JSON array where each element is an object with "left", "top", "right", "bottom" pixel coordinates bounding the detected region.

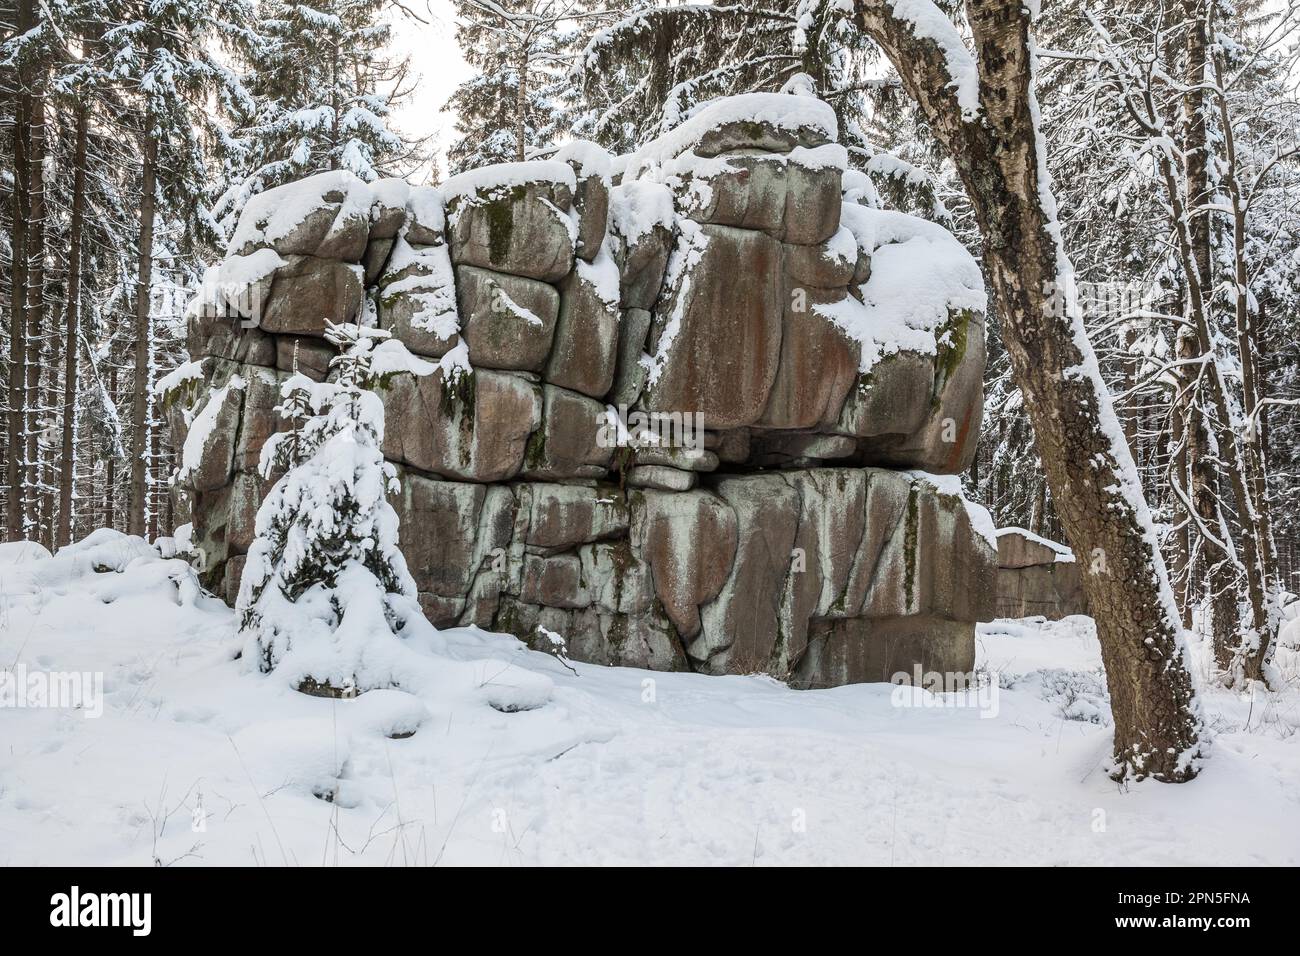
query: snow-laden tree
[
  {"left": 237, "top": 323, "right": 426, "bottom": 696},
  {"left": 92, "top": 0, "right": 256, "bottom": 536},
  {"left": 853, "top": 0, "right": 1206, "bottom": 782},
  {"left": 1049, "top": 0, "right": 1300, "bottom": 686},
  {"left": 444, "top": 0, "right": 604, "bottom": 174},
  {"left": 2, "top": 0, "right": 243, "bottom": 545},
  {"left": 576, "top": 0, "right": 876, "bottom": 154},
  {"left": 212, "top": 0, "right": 415, "bottom": 237},
  {"left": 572, "top": 1, "right": 962, "bottom": 229}
]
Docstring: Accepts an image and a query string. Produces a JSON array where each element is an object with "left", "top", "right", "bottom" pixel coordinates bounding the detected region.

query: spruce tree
[
  {"left": 237, "top": 323, "right": 425, "bottom": 696},
  {"left": 213, "top": 0, "right": 414, "bottom": 236},
  {"left": 444, "top": 0, "right": 597, "bottom": 174}
]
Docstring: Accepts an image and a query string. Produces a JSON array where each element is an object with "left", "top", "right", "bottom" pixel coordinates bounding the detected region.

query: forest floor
[{"left": 2, "top": 535, "right": 1299, "bottom": 866}]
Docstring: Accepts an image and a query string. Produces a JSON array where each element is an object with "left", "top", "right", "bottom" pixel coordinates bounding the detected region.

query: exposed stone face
[
  {"left": 609, "top": 214, "right": 673, "bottom": 311},
  {"left": 363, "top": 238, "right": 395, "bottom": 284},
  {"left": 187, "top": 311, "right": 276, "bottom": 367},
  {"left": 756, "top": 284, "right": 859, "bottom": 430},
  {"left": 835, "top": 353, "right": 935, "bottom": 440},
  {"left": 546, "top": 266, "right": 620, "bottom": 398},
  {"left": 275, "top": 335, "right": 335, "bottom": 381},
  {"left": 692, "top": 474, "right": 801, "bottom": 672},
  {"left": 259, "top": 255, "right": 364, "bottom": 335},
  {"left": 868, "top": 313, "right": 986, "bottom": 474},
  {"left": 457, "top": 265, "right": 559, "bottom": 372},
  {"left": 174, "top": 94, "right": 994, "bottom": 689},
  {"left": 638, "top": 489, "right": 737, "bottom": 639},
  {"left": 523, "top": 483, "right": 628, "bottom": 551},
  {"left": 389, "top": 472, "right": 492, "bottom": 621},
  {"left": 379, "top": 368, "right": 542, "bottom": 482},
  {"left": 783, "top": 228, "right": 857, "bottom": 288},
  {"left": 610, "top": 307, "right": 652, "bottom": 407},
  {"left": 181, "top": 380, "right": 243, "bottom": 493},
  {"left": 677, "top": 152, "right": 843, "bottom": 245},
  {"left": 569, "top": 172, "right": 609, "bottom": 262},
  {"left": 793, "top": 616, "right": 976, "bottom": 690},
  {"left": 997, "top": 527, "right": 1063, "bottom": 568},
  {"left": 693, "top": 117, "right": 834, "bottom": 157},
  {"left": 446, "top": 180, "right": 576, "bottom": 282},
  {"left": 375, "top": 238, "right": 459, "bottom": 358},
  {"left": 230, "top": 172, "right": 371, "bottom": 262},
  {"left": 521, "top": 385, "right": 612, "bottom": 480},
  {"left": 368, "top": 179, "right": 411, "bottom": 240},
  {"left": 994, "top": 529, "right": 1090, "bottom": 620},
  {"left": 642, "top": 224, "right": 784, "bottom": 430},
  {"left": 234, "top": 365, "right": 289, "bottom": 473}
]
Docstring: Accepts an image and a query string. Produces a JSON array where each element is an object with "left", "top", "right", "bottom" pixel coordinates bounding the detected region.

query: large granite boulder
[
  {"left": 379, "top": 366, "right": 542, "bottom": 483},
  {"left": 641, "top": 223, "right": 784, "bottom": 430},
  {"left": 258, "top": 255, "right": 364, "bottom": 335},
  {"left": 173, "top": 91, "right": 997, "bottom": 688},
  {"left": 554, "top": 140, "right": 612, "bottom": 262},
  {"left": 457, "top": 265, "right": 559, "bottom": 372},
  {"left": 994, "top": 528, "right": 1090, "bottom": 620},
  {"left": 375, "top": 225, "right": 460, "bottom": 359},
  {"left": 228, "top": 170, "right": 372, "bottom": 262},
  {"left": 442, "top": 162, "right": 577, "bottom": 282}
]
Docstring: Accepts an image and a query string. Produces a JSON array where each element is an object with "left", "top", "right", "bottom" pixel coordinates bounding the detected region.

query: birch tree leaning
[{"left": 851, "top": 0, "right": 1203, "bottom": 782}]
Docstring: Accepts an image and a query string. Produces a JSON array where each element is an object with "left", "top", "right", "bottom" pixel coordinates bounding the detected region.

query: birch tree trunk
[{"left": 855, "top": 0, "right": 1203, "bottom": 781}]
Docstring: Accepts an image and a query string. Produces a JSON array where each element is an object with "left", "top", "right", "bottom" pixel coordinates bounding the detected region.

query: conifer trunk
[
  {"left": 129, "top": 128, "right": 158, "bottom": 537},
  {"left": 58, "top": 105, "right": 90, "bottom": 548}
]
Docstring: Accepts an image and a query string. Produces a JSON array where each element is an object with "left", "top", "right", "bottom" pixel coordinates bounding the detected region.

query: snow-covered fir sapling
[{"left": 236, "top": 322, "right": 426, "bottom": 697}]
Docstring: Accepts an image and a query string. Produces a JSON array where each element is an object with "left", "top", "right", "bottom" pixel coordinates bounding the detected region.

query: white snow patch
[
  {"left": 608, "top": 181, "right": 675, "bottom": 245},
  {"left": 553, "top": 140, "right": 614, "bottom": 184},
  {"left": 830, "top": 204, "right": 986, "bottom": 372},
  {"left": 440, "top": 160, "right": 576, "bottom": 207},
  {"left": 406, "top": 185, "right": 445, "bottom": 236},
  {"left": 3, "top": 559, "right": 1298, "bottom": 866},
  {"left": 624, "top": 92, "right": 839, "bottom": 181},
  {"left": 369, "top": 338, "right": 438, "bottom": 379}
]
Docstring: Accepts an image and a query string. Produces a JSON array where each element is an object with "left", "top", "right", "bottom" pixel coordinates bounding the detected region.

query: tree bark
[
  {"left": 1211, "top": 51, "right": 1280, "bottom": 682},
  {"left": 855, "top": 0, "right": 1203, "bottom": 781},
  {"left": 129, "top": 128, "right": 158, "bottom": 538},
  {"left": 6, "top": 1, "right": 30, "bottom": 541},
  {"left": 106, "top": 359, "right": 118, "bottom": 531},
  {"left": 514, "top": 45, "right": 528, "bottom": 162},
  {"left": 25, "top": 54, "right": 47, "bottom": 547},
  {"left": 57, "top": 105, "right": 90, "bottom": 549}
]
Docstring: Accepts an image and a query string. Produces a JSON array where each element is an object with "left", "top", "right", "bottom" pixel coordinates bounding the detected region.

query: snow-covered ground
[{"left": 2, "top": 533, "right": 1298, "bottom": 866}]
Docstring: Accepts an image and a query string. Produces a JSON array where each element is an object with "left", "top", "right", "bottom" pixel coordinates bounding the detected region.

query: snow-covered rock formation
[
  {"left": 994, "top": 529, "right": 1090, "bottom": 621},
  {"left": 167, "top": 92, "right": 998, "bottom": 687}
]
